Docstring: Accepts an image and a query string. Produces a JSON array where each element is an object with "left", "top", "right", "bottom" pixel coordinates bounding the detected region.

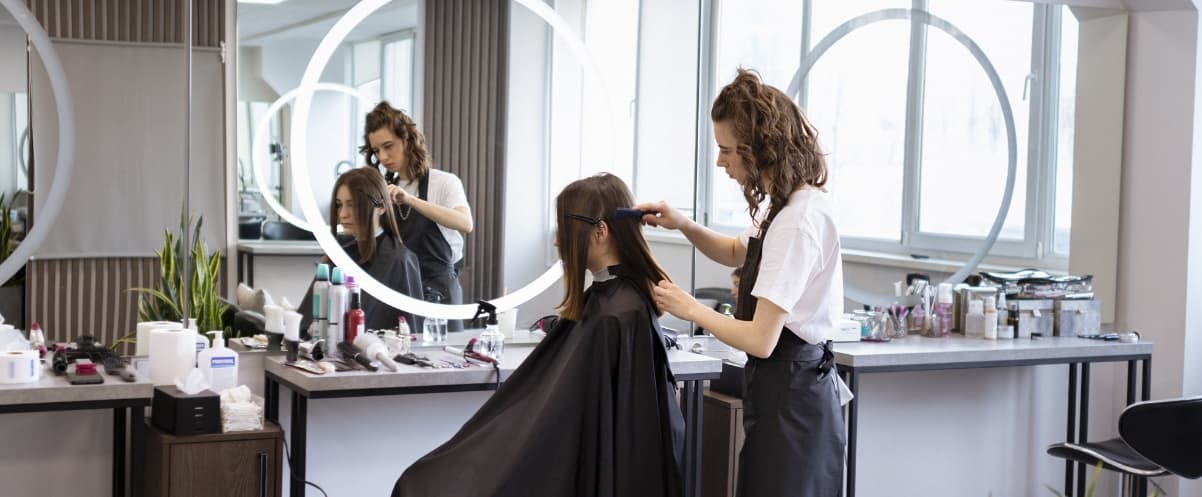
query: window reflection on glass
[
  {"left": 711, "top": 0, "right": 804, "bottom": 227},
  {"left": 236, "top": 101, "right": 282, "bottom": 214},
  {"left": 808, "top": 0, "right": 910, "bottom": 241},
  {"left": 383, "top": 35, "right": 415, "bottom": 113},
  {"left": 1054, "top": 10, "right": 1078, "bottom": 255},
  {"left": 918, "top": 0, "right": 1032, "bottom": 240}
]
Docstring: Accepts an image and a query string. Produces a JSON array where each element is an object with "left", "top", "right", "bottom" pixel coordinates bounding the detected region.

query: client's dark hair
[{"left": 555, "top": 173, "right": 670, "bottom": 320}]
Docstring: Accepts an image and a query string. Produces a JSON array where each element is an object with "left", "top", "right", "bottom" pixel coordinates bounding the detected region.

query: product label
[
  {"left": 211, "top": 357, "right": 236, "bottom": 368},
  {"left": 313, "top": 295, "right": 323, "bottom": 317}
]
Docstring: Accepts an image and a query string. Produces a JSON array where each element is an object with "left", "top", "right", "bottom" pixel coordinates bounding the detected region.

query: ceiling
[{"left": 238, "top": 0, "right": 420, "bottom": 47}]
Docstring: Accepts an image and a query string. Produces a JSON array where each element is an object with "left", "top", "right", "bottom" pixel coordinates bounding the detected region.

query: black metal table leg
[
  {"left": 247, "top": 253, "right": 255, "bottom": 288},
  {"left": 266, "top": 374, "right": 279, "bottom": 423},
  {"left": 1065, "top": 363, "right": 1078, "bottom": 497},
  {"left": 846, "top": 369, "right": 858, "bottom": 497},
  {"left": 237, "top": 249, "right": 245, "bottom": 285},
  {"left": 681, "top": 380, "right": 703, "bottom": 497},
  {"left": 290, "top": 391, "right": 307, "bottom": 497},
  {"left": 1127, "top": 360, "right": 1137, "bottom": 406},
  {"left": 1077, "top": 363, "right": 1090, "bottom": 497},
  {"left": 131, "top": 406, "right": 145, "bottom": 497},
  {"left": 1138, "top": 358, "right": 1152, "bottom": 497},
  {"left": 113, "top": 407, "right": 127, "bottom": 497}
]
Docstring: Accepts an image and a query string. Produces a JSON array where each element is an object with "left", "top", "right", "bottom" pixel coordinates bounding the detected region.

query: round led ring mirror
[
  {"left": 0, "top": 0, "right": 76, "bottom": 286},
  {"left": 785, "top": 8, "right": 1018, "bottom": 308}
]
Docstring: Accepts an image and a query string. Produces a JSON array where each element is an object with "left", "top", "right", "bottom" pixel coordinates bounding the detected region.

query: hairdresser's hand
[
  {"left": 387, "top": 184, "right": 410, "bottom": 206},
  {"left": 653, "top": 280, "right": 704, "bottom": 322},
  {"left": 635, "top": 201, "right": 689, "bottom": 231}
]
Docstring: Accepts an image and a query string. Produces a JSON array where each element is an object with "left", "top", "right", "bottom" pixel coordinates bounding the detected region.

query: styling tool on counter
[
  {"left": 102, "top": 356, "right": 138, "bottom": 382},
  {"left": 446, "top": 339, "right": 502, "bottom": 388},
  {"left": 298, "top": 338, "right": 325, "bottom": 361},
  {"left": 337, "top": 341, "right": 379, "bottom": 372},
  {"left": 263, "top": 304, "right": 285, "bottom": 352},
  {"left": 283, "top": 310, "right": 303, "bottom": 363},
  {"left": 52, "top": 335, "right": 124, "bottom": 376},
  {"left": 66, "top": 358, "right": 104, "bottom": 385},
  {"left": 285, "top": 359, "right": 334, "bottom": 375},
  {"left": 353, "top": 333, "right": 400, "bottom": 371},
  {"left": 472, "top": 301, "right": 504, "bottom": 360},
  {"left": 395, "top": 352, "right": 440, "bottom": 368}
]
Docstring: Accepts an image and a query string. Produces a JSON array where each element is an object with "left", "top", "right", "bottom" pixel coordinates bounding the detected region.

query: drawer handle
[{"left": 259, "top": 452, "right": 268, "bottom": 497}]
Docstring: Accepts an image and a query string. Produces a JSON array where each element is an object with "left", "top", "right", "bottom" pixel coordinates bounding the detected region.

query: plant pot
[{"left": 0, "top": 284, "right": 24, "bottom": 329}]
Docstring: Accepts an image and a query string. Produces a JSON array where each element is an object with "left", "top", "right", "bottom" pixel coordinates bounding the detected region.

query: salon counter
[
  {"left": 0, "top": 365, "right": 153, "bottom": 497},
  {"left": 261, "top": 338, "right": 721, "bottom": 497}
]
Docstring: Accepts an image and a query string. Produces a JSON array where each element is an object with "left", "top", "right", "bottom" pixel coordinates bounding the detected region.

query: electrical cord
[{"left": 282, "top": 437, "right": 329, "bottom": 497}]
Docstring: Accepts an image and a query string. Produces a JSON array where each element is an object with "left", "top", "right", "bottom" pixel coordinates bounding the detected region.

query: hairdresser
[
  {"left": 360, "top": 102, "right": 472, "bottom": 331},
  {"left": 641, "top": 69, "right": 847, "bottom": 496}
]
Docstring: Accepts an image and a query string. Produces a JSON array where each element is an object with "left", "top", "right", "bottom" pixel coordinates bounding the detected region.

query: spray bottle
[
  {"left": 327, "top": 268, "right": 349, "bottom": 357},
  {"left": 473, "top": 301, "right": 504, "bottom": 360},
  {"left": 344, "top": 275, "right": 364, "bottom": 344},
  {"left": 312, "top": 264, "right": 331, "bottom": 340}
]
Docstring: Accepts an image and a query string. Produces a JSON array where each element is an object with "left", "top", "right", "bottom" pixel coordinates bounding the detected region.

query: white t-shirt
[
  {"left": 396, "top": 169, "right": 470, "bottom": 264},
  {"left": 738, "top": 188, "right": 844, "bottom": 344}
]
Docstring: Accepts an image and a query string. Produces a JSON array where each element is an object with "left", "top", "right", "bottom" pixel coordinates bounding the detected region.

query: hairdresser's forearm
[
  {"left": 409, "top": 199, "right": 474, "bottom": 233},
  {"left": 680, "top": 219, "right": 746, "bottom": 267},
  {"left": 688, "top": 302, "right": 785, "bottom": 359}
]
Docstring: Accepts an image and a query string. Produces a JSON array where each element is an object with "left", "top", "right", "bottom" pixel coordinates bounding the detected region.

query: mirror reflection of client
[
  {"left": 362, "top": 102, "right": 472, "bottom": 331},
  {"left": 300, "top": 167, "right": 424, "bottom": 333},
  {"left": 392, "top": 173, "right": 685, "bottom": 497}
]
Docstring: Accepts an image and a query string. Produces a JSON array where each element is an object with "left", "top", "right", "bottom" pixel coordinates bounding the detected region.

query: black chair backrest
[
  {"left": 1119, "top": 396, "right": 1202, "bottom": 479},
  {"left": 262, "top": 220, "right": 316, "bottom": 241}
]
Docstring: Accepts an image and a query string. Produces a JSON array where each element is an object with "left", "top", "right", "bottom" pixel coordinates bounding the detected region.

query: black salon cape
[
  {"left": 392, "top": 274, "right": 685, "bottom": 497},
  {"left": 299, "top": 231, "right": 424, "bottom": 335}
]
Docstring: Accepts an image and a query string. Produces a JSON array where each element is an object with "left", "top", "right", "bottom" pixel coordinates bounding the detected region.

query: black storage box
[
  {"left": 152, "top": 386, "right": 221, "bottom": 436},
  {"left": 709, "top": 361, "right": 746, "bottom": 398}
]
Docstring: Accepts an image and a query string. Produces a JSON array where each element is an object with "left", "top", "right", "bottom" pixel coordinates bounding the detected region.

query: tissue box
[{"left": 152, "top": 386, "right": 221, "bottom": 436}]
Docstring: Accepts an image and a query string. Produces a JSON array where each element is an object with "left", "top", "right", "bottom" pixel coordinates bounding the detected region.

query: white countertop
[
  {"left": 237, "top": 240, "right": 323, "bottom": 255},
  {"left": 0, "top": 364, "right": 153, "bottom": 407},
  {"left": 264, "top": 343, "right": 722, "bottom": 395},
  {"left": 832, "top": 334, "right": 1152, "bottom": 369}
]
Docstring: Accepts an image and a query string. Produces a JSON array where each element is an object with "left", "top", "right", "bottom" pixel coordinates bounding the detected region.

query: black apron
[
  {"left": 734, "top": 233, "right": 845, "bottom": 497},
  {"left": 393, "top": 173, "right": 464, "bottom": 332}
]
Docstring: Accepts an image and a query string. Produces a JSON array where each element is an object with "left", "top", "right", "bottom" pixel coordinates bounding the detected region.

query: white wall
[
  {"left": 30, "top": 43, "right": 225, "bottom": 257},
  {"left": 256, "top": 39, "right": 356, "bottom": 226}
]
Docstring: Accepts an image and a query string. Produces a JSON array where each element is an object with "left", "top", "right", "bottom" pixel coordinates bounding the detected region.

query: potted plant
[
  {"left": 123, "top": 213, "right": 228, "bottom": 350},
  {"left": 0, "top": 193, "right": 25, "bottom": 328}
]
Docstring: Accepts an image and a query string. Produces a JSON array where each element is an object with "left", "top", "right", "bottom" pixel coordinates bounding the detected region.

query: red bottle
[{"left": 345, "top": 284, "right": 365, "bottom": 344}]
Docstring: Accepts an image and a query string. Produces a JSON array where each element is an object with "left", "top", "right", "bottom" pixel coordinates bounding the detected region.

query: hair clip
[{"left": 565, "top": 213, "right": 601, "bottom": 225}]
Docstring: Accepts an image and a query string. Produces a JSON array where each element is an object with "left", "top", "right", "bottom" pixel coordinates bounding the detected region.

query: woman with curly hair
[
  {"left": 640, "top": 69, "right": 846, "bottom": 496},
  {"left": 361, "top": 101, "right": 472, "bottom": 330}
]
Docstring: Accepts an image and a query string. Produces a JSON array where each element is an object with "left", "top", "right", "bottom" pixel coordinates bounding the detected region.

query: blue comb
[{"left": 611, "top": 208, "right": 647, "bottom": 221}]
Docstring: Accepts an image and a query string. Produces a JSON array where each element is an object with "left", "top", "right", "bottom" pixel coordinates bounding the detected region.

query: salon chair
[
  {"left": 261, "top": 220, "right": 315, "bottom": 241},
  {"left": 1046, "top": 396, "right": 1202, "bottom": 496}
]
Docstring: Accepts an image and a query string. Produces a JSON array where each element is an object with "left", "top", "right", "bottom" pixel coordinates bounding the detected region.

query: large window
[
  {"left": 534, "top": 0, "right": 1076, "bottom": 265},
  {"left": 705, "top": 0, "right": 1076, "bottom": 263}
]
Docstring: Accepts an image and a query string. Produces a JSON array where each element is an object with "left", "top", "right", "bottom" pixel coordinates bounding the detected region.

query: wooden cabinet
[
  {"left": 143, "top": 421, "right": 283, "bottom": 497},
  {"left": 702, "top": 388, "right": 744, "bottom": 497}
]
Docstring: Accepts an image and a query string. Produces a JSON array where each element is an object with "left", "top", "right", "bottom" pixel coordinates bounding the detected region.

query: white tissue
[
  {"left": 175, "top": 368, "right": 211, "bottom": 395},
  {"left": 279, "top": 297, "right": 295, "bottom": 311},
  {"left": 0, "top": 326, "right": 28, "bottom": 352},
  {"left": 219, "top": 385, "right": 263, "bottom": 432}
]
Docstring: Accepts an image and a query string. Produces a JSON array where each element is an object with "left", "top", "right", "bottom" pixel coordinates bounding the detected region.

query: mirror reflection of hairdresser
[
  {"left": 361, "top": 102, "right": 472, "bottom": 332},
  {"left": 299, "top": 168, "right": 424, "bottom": 334},
  {"left": 643, "top": 69, "right": 847, "bottom": 497}
]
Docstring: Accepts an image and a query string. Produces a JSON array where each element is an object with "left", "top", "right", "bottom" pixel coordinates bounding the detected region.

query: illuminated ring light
[
  {"left": 251, "top": 83, "right": 377, "bottom": 231},
  {"left": 0, "top": 0, "right": 75, "bottom": 287},
  {"left": 785, "top": 8, "right": 1017, "bottom": 308},
  {"left": 291, "top": 0, "right": 615, "bottom": 319}
]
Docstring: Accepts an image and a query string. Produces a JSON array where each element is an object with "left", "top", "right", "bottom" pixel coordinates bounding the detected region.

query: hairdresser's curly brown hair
[
  {"left": 359, "top": 101, "right": 432, "bottom": 183},
  {"left": 711, "top": 68, "right": 826, "bottom": 233}
]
